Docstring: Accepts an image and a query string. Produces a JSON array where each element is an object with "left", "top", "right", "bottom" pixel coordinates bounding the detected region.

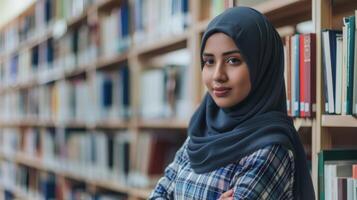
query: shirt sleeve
[
  {"left": 148, "top": 138, "right": 189, "bottom": 200},
  {"left": 231, "top": 144, "right": 295, "bottom": 200}
]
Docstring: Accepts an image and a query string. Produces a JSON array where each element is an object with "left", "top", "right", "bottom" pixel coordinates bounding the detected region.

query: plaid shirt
[{"left": 149, "top": 138, "right": 295, "bottom": 200}]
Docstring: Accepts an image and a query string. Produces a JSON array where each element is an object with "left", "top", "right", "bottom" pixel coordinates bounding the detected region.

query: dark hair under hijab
[{"left": 187, "top": 7, "right": 315, "bottom": 200}]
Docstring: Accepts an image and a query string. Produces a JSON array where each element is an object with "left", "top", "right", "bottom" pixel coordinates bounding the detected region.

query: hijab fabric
[{"left": 187, "top": 7, "right": 315, "bottom": 200}]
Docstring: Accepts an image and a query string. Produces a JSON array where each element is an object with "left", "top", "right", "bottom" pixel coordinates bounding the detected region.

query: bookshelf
[{"left": 0, "top": 0, "right": 356, "bottom": 199}]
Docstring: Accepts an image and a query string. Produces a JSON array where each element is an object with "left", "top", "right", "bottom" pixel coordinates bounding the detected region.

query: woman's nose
[{"left": 213, "top": 62, "right": 228, "bottom": 82}]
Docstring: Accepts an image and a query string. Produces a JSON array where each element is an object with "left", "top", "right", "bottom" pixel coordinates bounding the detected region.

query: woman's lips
[{"left": 213, "top": 87, "right": 231, "bottom": 97}]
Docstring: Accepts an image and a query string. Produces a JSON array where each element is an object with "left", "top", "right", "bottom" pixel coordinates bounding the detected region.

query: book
[
  {"left": 353, "top": 10, "right": 357, "bottom": 116},
  {"left": 335, "top": 35, "right": 343, "bottom": 114},
  {"left": 318, "top": 149, "right": 357, "bottom": 200},
  {"left": 291, "top": 34, "right": 300, "bottom": 117},
  {"left": 343, "top": 16, "right": 355, "bottom": 115},
  {"left": 133, "top": 0, "right": 189, "bottom": 43},
  {"left": 303, "top": 33, "right": 316, "bottom": 117},
  {"left": 299, "top": 34, "right": 306, "bottom": 117},
  {"left": 322, "top": 30, "right": 342, "bottom": 114},
  {"left": 285, "top": 36, "right": 292, "bottom": 116}
]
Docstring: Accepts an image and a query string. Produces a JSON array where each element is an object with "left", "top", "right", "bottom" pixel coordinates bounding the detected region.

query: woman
[{"left": 149, "top": 6, "right": 315, "bottom": 200}]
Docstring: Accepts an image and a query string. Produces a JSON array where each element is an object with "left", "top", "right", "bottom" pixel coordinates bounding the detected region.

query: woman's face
[{"left": 202, "top": 33, "right": 251, "bottom": 108}]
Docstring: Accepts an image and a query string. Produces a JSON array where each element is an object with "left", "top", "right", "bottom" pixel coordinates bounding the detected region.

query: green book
[
  {"left": 343, "top": 16, "right": 355, "bottom": 115},
  {"left": 353, "top": 10, "right": 357, "bottom": 116},
  {"left": 318, "top": 149, "right": 357, "bottom": 200}
]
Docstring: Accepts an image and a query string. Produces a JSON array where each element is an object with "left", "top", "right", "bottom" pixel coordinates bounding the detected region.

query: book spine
[
  {"left": 299, "top": 34, "right": 305, "bottom": 117},
  {"left": 285, "top": 36, "right": 292, "bottom": 117},
  {"left": 353, "top": 10, "right": 357, "bottom": 116},
  {"left": 344, "top": 16, "right": 355, "bottom": 114}
]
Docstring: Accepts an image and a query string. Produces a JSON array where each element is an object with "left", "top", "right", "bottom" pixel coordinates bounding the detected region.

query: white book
[
  {"left": 347, "top": 178, "right": 354, "bottom": 200},
  {"left": 322, "top": 31, "right": 335, "bottom": 114},
  {"left": 290, "top": 35, "right": 296, "bottom": 116},
  {"left": 336, "top": 36, "right": 343, "bottom": 114},
  {"left": 353, "top": 179, "right": 357, "bottom": 200},
  {"left": 325, "top": 164, "right": 332, "bottom": 200},
  {"left": 140, "top": 69, "right": 166, "bottom": 119},
  {"left": 342, "top": 26, "right": 348, "bottom": 115}
]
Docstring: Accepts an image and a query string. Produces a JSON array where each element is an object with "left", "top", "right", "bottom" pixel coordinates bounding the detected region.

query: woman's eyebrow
[
  {"left": 222, "top": 50, "right": 241, "bottom": 56},
  {"left": 202, "top": 53, "right": 214, "bottom": 57}
]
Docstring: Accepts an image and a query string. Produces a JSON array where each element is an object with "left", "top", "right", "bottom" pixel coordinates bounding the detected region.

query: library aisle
[{"left": 0, "top": 0, "right": 356, "bottom": 199}]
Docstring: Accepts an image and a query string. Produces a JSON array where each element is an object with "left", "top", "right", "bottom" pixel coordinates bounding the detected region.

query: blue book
[
  {"left": 32, "top": 45, "right": 39, "bottom": 70},
  {"left": 102, "top": 77, "right": 113, "bottom": 108},
  {"left": 41, "top": 175, "right": 56, "bottom": 200},
  {"left": 47, "top": 38, "right": 54, "bottom": 66},
  {"left": 120, "top": 1, "right": 130, "bottom": 38},
  {"left": 4, "top": 190, "right": 13, "bottom": 200},
  {"left": 182, "top": 0, "right": 189, "bottom": 28},
  {"left": 44, "top": 0, "right": 52, "bottom": 24},
  {"left": 10, "top": 55, "right": 18, "bottom": 82},
  {"left": 121, "top": 66, "right": 130, "bottom": 108}
]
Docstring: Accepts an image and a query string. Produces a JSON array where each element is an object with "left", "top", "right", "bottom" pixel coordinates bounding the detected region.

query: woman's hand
[{"left": 218, "top": 189, "right": 234, "bottom": 200}]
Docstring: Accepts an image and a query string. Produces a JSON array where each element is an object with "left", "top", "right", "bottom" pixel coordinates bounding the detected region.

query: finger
[
  {"left": 219, "top": 197, "right": 234, "bottom": 200},
  {"left": 220, "top": 189, "right": 234, "bottom": 198}
]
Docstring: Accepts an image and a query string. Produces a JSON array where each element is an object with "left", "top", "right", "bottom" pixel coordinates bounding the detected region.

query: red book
[
  {"left": 299, "top": 34, "right": 305, "bottom": 117},
  {"left": 310, "top": 34, "right": 317, "bottom": 117},
  {"left": 353, "top": 164, "right": 357, "bottom": 179},
  {"left": 303, "top": 33, "right": 316, "bottom": 117}
]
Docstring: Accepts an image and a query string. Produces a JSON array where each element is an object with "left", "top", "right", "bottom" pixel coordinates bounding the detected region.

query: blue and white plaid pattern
[{"left": 149, "top": 139, "right": 295, "bottom": 200}]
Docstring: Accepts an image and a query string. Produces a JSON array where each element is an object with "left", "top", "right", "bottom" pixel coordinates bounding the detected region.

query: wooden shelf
[
  {"left": 293, "top": 118, "right": 313, "bottom": 130},
  {"left": 134, "top": 31, "right": 189, "bottom": 57},
  {"left": 138, "top": 119, "right": 189, "bottom": 130},
  {"left": 253, "top": 0, "right": 311, "bottom": 27},
  {"left": 0, "top": 119, "right": 132, "bottom": 129},
  {"left": 322, "top": 115, "right": 357, "bottom": 127},
  {"left": 96, "top": 53, "right": 129, "bottom": 70},
  {"left": 97, "top": 0, "right": 122, "bottom": 12},
  {"left": 196, "top": 0, "right": 311, "bottom": 33},
  {"left": 196, "top": 19, "right": 209, "bottom": 33},
  {"left": 0, "top": 78, "right": 37, "bottom": 94},
  {"left": 0, "top": 152, "right": 152, "bottom": 199},
  {"left": 128, "top": 187, "right": 152, "bottom": 199},
  {"left": 95, "top": 119, "right": 131, "bottom": 129},
  {"left": 0, "top": 28, "right": 52, "bottom": 63},
  {"left": 66, "top": 12, "right": 88, "bottom": 29}
]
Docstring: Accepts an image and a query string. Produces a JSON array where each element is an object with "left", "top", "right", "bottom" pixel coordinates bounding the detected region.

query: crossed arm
[{"left": 149, "top": 141, "right": 295, "bottom": 200}]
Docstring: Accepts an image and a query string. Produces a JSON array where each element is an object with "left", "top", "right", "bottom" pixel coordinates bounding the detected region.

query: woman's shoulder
[{"left": 238, "top": 144, "right": 294, "bottom": 167}]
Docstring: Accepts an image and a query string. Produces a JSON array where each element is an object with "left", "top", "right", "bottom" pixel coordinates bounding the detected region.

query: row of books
[
  {"left": 99, "top": 1, "right": 130, "bottom": 58},
  {"left": 1, "top": 0, "right": 191, "bottom": 67},
  {"left": 0, "top": 127, "right": 185, "bottom": 188},
  {"left": 322, "top": 12, "right": 357, "bottom": 116},
  {"left": 0, "top": 1, "right": 130, "bottom": 89},
  {"left": 319, "top": 149, "right": 357, "bottom": 200},
  {"left": 129, "top": 131, "right": 185, "bottom": 188},
  {"left": 207, "top": 0, "right": 266, "bottom": 19},
  {"left": 0, "top": 128, "right": 131, "bottom": 185},
  {"left": 284, "top": 33, "right": 316, "bottom": 118},
  {"left": 0, "top": 0, "right": 99, "bottom": 55},
  {"left": 0, "top": 59, "right": 194, "bottom": 123},
  {"left": 140, "top": 63, "right": 191, "bottom": 120},
  {"left": 0, "top": 162, "right": 127, "bottom": 200},
  {"left": 0, "top": 66, "right": 131, "bottom": 123},
  {"left": 133, "top": 0, "right": 189, "bottom": 43}
]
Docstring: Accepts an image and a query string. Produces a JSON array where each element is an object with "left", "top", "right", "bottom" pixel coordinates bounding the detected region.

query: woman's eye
[
  {"left": 227, "top": 57, "right": 241, "bottom": 65},
  {"left": 203, "top": 59, "right": 215, "bottom": 66}
]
